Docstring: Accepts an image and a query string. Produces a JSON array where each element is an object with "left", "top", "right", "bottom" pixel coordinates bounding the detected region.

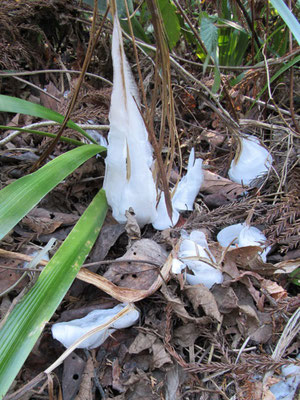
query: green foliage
[
  {"left": 0, "top": 95, "right": 97, "bottom": 144},
  {"left": 0, "top": 189, "right": 107, "bottom": 398},
  {"left": 157, "top": 0, "right": 181, "bottom": 49},
  {"left": 0, "top": 144, "right": 105, "bottom": 240},
  {"left": 270, "top": 0, "right": 300, "bottom": 45}
]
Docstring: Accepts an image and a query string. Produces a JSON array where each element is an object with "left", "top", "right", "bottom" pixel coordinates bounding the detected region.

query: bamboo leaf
[
  {"left": 0, "top": 189, "right": 108, "bottom": 398},
  {"left": 0, "top": 95, "right": 98, "bottom": 144},
  {"left": 0, "top": 144, "right": 105, "bottom": 240},
  {"left": 270, "top": 0, "right": 300, "bottom": 45},
  {"left": 157, "top": 0, "right": 181, "bottom": 49}
]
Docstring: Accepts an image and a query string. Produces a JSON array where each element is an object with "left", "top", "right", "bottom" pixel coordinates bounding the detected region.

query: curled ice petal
[
  {"left": 228, "top": 135, "right": 273, "bottom": 185},
  {"left": 217, "top": 223, "right": 270, "bottom": 262},
  {"left": 172, "top": 149, "right": 203, "bottom": 211},
  {"left": 52, "top": 303, "right": 139, "bottom": 349},
  {"left": 151, "top": 191, "right": 179, "bottom": 230},
  {"left": 173, "top": 230, "right": 223, "bottom": 289},
  {"left": 172, "top": 258, "right": 186, "bottom": 274},
  {"left": 217, "top": 223, "right": 244, "bottom": 248}
]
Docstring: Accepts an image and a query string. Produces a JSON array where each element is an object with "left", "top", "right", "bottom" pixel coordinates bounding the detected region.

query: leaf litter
[{"left": 0, "top": 0, "right": 299, "bottom": 399}]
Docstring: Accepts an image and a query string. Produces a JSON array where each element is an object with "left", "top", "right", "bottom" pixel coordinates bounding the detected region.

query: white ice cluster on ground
[
  {"left": 52, "top": 303, "right": 139, "bottom": 349},
  {"left": 172, "top": 230, "right": 223, "bottom": 288},
  {"left": 228, "top": 135, "right": 273, "bottom": 185},
  {"left": 103, "top": 15, "right": 203, "bottom": 230},
  {"left": 269, "top": 355, "right": 300, "bottom": 400},
  {"left": 152, "top": 150, "right": 203, "bottom": 230},
  {"left": 217, "top": 223, "right": 270, "bottom": 262}
]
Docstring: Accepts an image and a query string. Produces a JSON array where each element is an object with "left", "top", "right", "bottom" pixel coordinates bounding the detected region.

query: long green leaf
[
  {"left": 256, "top": 54, "right": 300, "bottom": 100},
  {"left": 0, "top": 144, "right": 105, "bottom": 240},
  {"left": 270, "top": 0, "right": 300, "bottom": 45},
  {"left": 0, "top": 95, "right": 98, "bottom": 144},
  {"left": 158, "top": 0, "right": 181, "bottom": 49},
  {"left": 0, "top": 125, "right": 84, "bottom": 147},
  {"left": 0, "top": 189, "right": 108, "bottom": 398}
]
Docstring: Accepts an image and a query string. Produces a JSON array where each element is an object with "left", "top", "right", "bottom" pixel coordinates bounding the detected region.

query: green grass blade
[
  {"left": 0, "top": 144, "right": 105, "bottom": 240},
  {"left": 0, "top": 125, "right": 84, "bottom": 147},
  {"left": 255, "top": 54, "right": 300, "bottom": 101},
  {"left": 0, "top": 95, "right": 98, "bottom": 144},
  {"left": 0, "top": 189, "right": 108, "bottom": 398},
  {"left": 270, "top": 0, "right": 300, "bottom": 45}
]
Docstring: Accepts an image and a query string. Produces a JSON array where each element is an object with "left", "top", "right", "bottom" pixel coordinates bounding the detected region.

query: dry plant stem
[
  {"left": 173, "top": 47, "right": 300, "bottom": 70},
  {"left": 234, "top": 0, "right": 260, "bottom": 48},
  {"left": 0, "top": 69, "right": 112, "bottom": 86},
  {"left": 241, "top": 95, "right": 292, "bottom": 116},
  {"left": 146, "top": 0, "right": 176, "bottom": 222},
  {"left": 288, "top": 0, "right": 300, "bottom": 133},
  {"left": 0, "top": 248, "right": 172, "bottom": 303},
  {"left": 13, "top": 76, "right": 61, "bottom": 102},
  {"left": 124, "top": 0, "right": 147, "bottom": 107},
  {"left": 31, "top": 2, "right": 109, "bottom": 171},
  {"left": 263, "top": 307, "right": 300, "bottom": 388},
  {"left": 262, "top": 38, "right": 299, "bottom": 137}
]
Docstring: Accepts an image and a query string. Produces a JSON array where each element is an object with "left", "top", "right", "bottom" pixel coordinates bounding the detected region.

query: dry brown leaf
[
  {"left": 125, "top": 208, "right": 141, "bottom": 240},
  {"left": 184, "top": 284, "right": 222, "bottom": 322},
  {"left": 151, "top": 339, "right": 173, "bottom": 369},
  {"left": 129, "top": 332, "right": 157, "bottom": 354},
  {"left": 237, "top": 304, "right": 260, "bottom": 336},
  {"left": 211, "top": 285, "right": 239, "bottom": 314},
  {"left": 77, "top": 242, "right": 175, "bottom": 303},
  {"left": 21, "top": 207, "right": 79, "bottom": 235},
  {"left": 160, "top": 284, "right": 211, "bottom": 324},
  {"left": 74, "top": 357, "right": 93, "bottom": 400},
  {"left": 201, "top": 170, "right": 246, "bottom": 207},
  {"left": 261, "top": 279, "right": 287, "bottom": 300},
  {"left": 62, "top": 354, "right": 86, "bottom": 400},
  {"left": 274, "top": 258, "right": 300, "bottom": 275},
  {"left": 173, "top": 323, "right": 201, "bottom": 347},
  {"left": 104, "top": 239, "right": 167, "bottom": 290}
]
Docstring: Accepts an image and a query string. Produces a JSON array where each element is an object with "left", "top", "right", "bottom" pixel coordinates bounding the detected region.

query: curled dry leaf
[
  {"left": 201, "top": 170, "right": 246, "bottom": 207},
  {"left": 184, "top": 284, "right": 222, "bottom": 322},
  {"left": 76, "top": 241, "right": 176, "bottom": 303}
]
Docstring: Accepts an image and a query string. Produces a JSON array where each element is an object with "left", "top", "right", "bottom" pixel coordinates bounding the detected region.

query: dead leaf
[
  {"left": 129, "top": 332, "right": 157, "bottom": 354},
  {"left": 211, "top": 285, "right": 239, "bottom": 314},
  {"left": 173, "top": 323, "right": 201, "bottom": 347},
  {"left": 112, "top": 358, "right": 125, "bottom": 392},
  {"left": 89, "top": 223, "right": 126, "bottom": 270},
  {"left": 261, "top": 279, "right": 287, "bottom": 300},
  {"left": 151, "top": 339, "right": 173, "bottom": 369},
  {"left": 77, "top": 241, "right": 175, "bottom": 303},
  {"left": 74, "top": 357, "right": 93, "bottom": 400},
  {"left": 125, "top": 208, "right": 141, "bottom": 239},
  {"left": 274, "top": 258, "right": 300, "bottom": 275},
  {"left": 201, "top": 170, "right": 246, "bottom": 207},
  {"left": 160, "top": 283, "right": 211, "bottom": 324},
  {"left": 21, "top": 207, "right": 79, "bottom": 235},
  {"left": 185, "top": 284, "right": 222, "bottom": 322},
  {"left": 237, "top": 304, "right": 260, "bottom": 336},
  {"left": 104, "top": 239, "right": 168, "bottom": 290},
  {"left": 62, "top": 353, "right": 86, "bottom": 400}
]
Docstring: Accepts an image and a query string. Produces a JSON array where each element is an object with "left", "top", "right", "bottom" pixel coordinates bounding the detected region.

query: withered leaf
[
  {"left": 151, "top": 339, "right": 172, "bottom": 369},
  {"left": 211, "top": 285, "right": 239, "bottom": 314},
  {"left": 104, "top": 239, "right": 168, "bottom": 290},
  {"left": 129, "top": 332, "right": 156, "bottom": 354},
  {"left": 185, "top": 284, "right": 222, "bottom": 322}
]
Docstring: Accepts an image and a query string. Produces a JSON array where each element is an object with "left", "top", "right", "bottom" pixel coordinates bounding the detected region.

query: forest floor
[{"left": 0, "top": 1, "right": 299, "bottom": 399}]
